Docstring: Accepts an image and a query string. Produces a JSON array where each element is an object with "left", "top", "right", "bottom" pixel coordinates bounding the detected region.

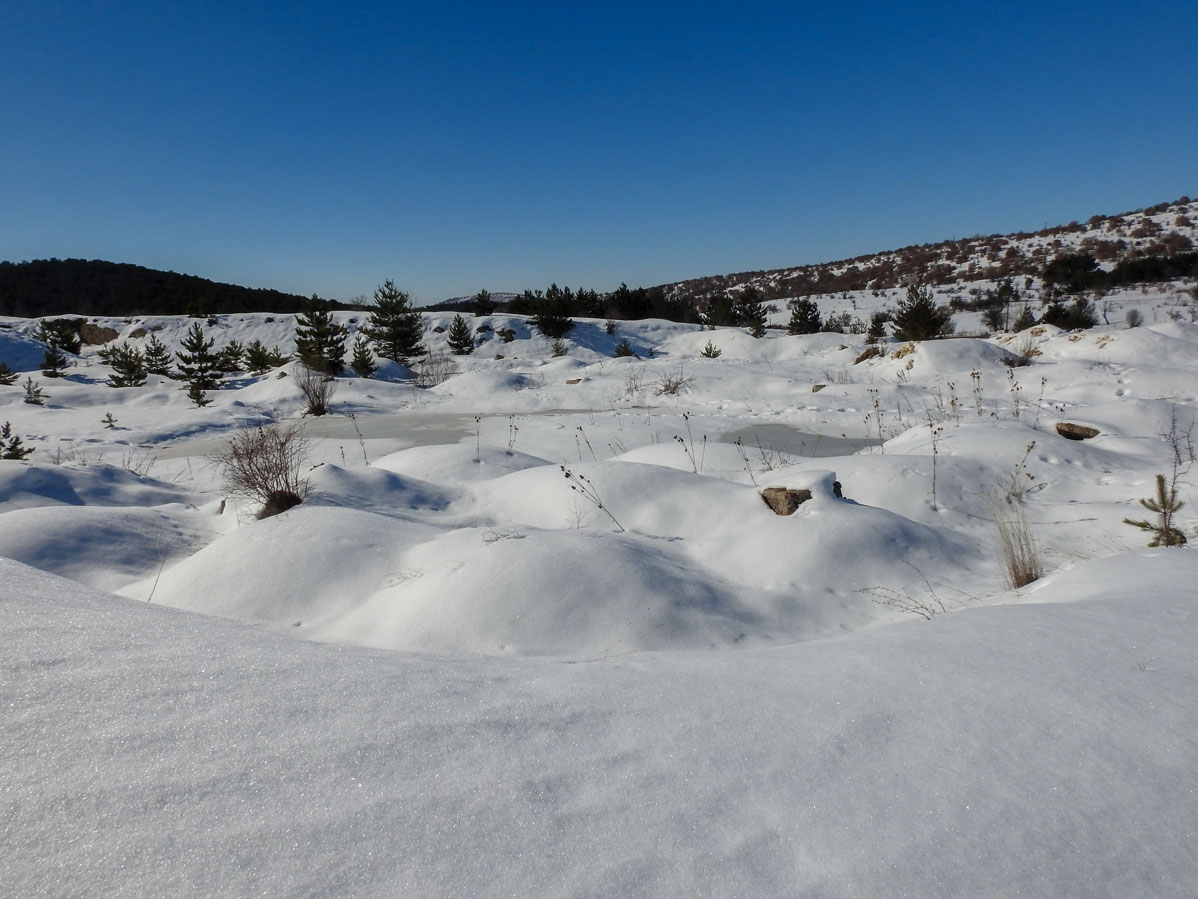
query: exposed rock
[
  {"left": 128, "top": 327, "right": 148, "bottom": 338},
  {"left": 80, "top": 323, "right": 119, "bottom": 345},
  {"left": 565, "top": 378, "right": 581, "bottom": 385},
  {"left": 1056, "top": 422, "right": 1100, "bottom": 441},
  {"left": 761, "top": 487, "right": 812, "bottom": 515},
  {"left": 854, "top": 346, "right": 882, "bottom": 364},
  {"left": 811, "top": 384, "right": 826, "bottom": 392}
]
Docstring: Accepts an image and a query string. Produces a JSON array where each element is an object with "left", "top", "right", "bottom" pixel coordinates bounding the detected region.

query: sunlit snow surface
[{"left": 2, "top": 299, "right": 1198, "bottom": 895}]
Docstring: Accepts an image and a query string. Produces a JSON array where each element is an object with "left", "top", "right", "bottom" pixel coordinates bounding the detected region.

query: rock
[
  {"left": 1056, "top": 422, "right": 1100, "bottom": 440},
  {"left": 565, "top": 378, "right": 581, "bottom": 385},
  {"left": 854, "top": 346, "right": 882, "bottom": 364},
  {"left": 761, "top": 487, "right": 813, "bottom": 515},
  {"left": 128, "top": 327, "right": 148, "bottom": 339},
  {"left": 80, "top": 323, "right": 119, "bottom": 345},
  {"left": 811, "top": 384, "right": 826, "bottom": 392}
]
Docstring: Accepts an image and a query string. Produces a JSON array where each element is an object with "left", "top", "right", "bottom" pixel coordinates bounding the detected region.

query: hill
[
  {"left": 0, "top": 258, "right": 360, "bottom": 318},
  {"left": 652, "top": 196, "right": 1198, "bottom": 304}
]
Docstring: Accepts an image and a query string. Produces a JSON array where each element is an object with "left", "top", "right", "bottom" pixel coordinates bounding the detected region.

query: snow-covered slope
[{"left": 5, "top": 552, "right": 1197, "bottom": 897}]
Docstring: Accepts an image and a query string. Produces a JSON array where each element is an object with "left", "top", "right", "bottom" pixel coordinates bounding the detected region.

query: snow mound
[{"left": 0, "top": 461, "right": 190, "bottom": 511}]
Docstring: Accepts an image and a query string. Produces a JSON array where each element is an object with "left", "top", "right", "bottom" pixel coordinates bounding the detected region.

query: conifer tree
[
  {"left": 38, "top": 334, "right": 68, "bottom": 377},
  {"left": 294, "top": 297, "right": 348, "bottom": 375},
  {"left": 737, "top": 287, "right": 768, "bottom": 338},
  {"left": 446, "top": 314, "right": 474, "bottom": 355},
  {"left": 22, "top": 377, "right": 47, "bottom": 405},
  {"left": 143, "top": 334, "right": 174, "bottom": 376},
  {"left": 892, "top": 285, "right": 955, "bottom": 341},
  {"left": 1012, "top": 304, "right": 1037, "bottom": 332},
  {"left": 1, "top": 421, "right": 35, "bottom": 459},
  {"left": 349, "top": 334, "right": 378, "bottom": 377},
  {"left": 363, "top": 280, "right": 425, "bottom": 365},
  {"left": 1124, "top": 474, "right": 1187, "bottom": 546},
  {"left": 0, "top": 362, "right": 17, "bottom": 385},
  {"left": 866, "top": 310, "right": 891, "bottom": 343},
  {"left": 176, "top": 323, "right": 221, "bottom": 393},
  {"left": 107, "top": 342, "right": 147, "bottom": 388},
  {"left": 472, "top": 289, "right": 496, "bottom": 316},
  {"left": 787, "top": 299, "right": 822, "bottom": 335}
]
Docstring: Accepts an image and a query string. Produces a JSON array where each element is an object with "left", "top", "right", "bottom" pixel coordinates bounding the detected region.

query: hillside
[
  {"left": 654, "top": 196, "right": 1198, "bottom": 303},
  {"left": 0, "top": 258, "right": 357, "bottom": 318}
]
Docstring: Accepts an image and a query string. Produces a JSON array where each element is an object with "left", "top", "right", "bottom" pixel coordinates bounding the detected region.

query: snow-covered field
[{"left": 3, "top": 294, "right": 1197, "bottom": 896}]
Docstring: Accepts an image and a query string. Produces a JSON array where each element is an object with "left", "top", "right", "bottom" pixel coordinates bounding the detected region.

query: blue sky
[{"left": 3, "top": 1, "right": 1195, "bottom": 304}]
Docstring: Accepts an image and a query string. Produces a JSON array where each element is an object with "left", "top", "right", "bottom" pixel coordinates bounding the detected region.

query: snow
[{"left": 2, "top": 295, "right": 1198, "bottom": 895}]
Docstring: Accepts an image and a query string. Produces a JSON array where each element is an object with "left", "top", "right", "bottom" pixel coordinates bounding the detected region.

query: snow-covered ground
[{"left": 3, "top": 296, "right": 1197, "bottom": 896}]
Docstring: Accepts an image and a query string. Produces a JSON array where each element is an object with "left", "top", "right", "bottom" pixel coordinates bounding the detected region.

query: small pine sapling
[
  {"left": 101, "top": 412, "right": 119, "bottom": 428},
  {"left": 1, "top": 421, "right": 35, "bottom": 459},
  {"left": 1124, "top": 474, "right": 1187, "bottom": 546},
  {"left": 0, "top": 361, "right": 17, "bottom": 385},
  {"left": 23, "top": 377, "right": 47, "bottom": 405},
  {"left": 612, "top": 338, "right": 636, "bottom": 358},
  {"left": 699, "top": 340, "right": 722, "bottom": 358}
]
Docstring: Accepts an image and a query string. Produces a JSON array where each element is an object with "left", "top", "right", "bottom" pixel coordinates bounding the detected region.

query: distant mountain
[
  {"left": 650, "top": 196, "right": 1198, "bottom": 304},
  {"left": 0, "top": 259, "right": 360, "bottom": 318}
]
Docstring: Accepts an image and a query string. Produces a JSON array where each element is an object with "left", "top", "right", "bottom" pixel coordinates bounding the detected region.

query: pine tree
[
  {"left": 1012, "top": 304, "right": 1037, "bottom": 332},
  {"left": 1124, "top": 474, "right": 1186, "bottom": 546},
  {"left": 704, "top": 293, "right": 736, "bottom": 328},
  {"left": 38, "top": 333, "right": 68, "bottom": 377},
  {"left": 22, "top": 377, "right": 47, "bottom": 405},
  {"left": 737, "top": 288, "right": 768, "bottom": 338},
  {"left": 866, "top": 310, "right": 891, "bottom": 343},
  {"left": 363, "top": 280, "right": 425, "bottom": 365},
  {"left": 612, "top": 337, "right": 636, "bottom": 357},
  {"left": 107, "top": 342, "right": 147, "bottom": 387},
  {"left": 217, "top": 339, "right": 246, "bottom": 373},
  {"left": 294, "top": 297, "right": 349, "bottom": 374},
  {"left": 0, "top": 362, "right": 17, "bottom": 385},
  {"left": 892, "top": 285, "right": 955, "bottom": 341},
  {"left": 176, "top": 323, "right": 221, "bottom": 393},
  {"left": 143, "top": 334, "right": 174, "bottom": 376},
  {"left": 787, "top": 299, "right": 822, "bottom": 335},
  {"left": 349, "top": 334, "right": 378, "bottom": 377},
  {"left": 472, "top": 289, "right": 496, "bottom": 316},
  {"left": 446, "top": 314, "right": 474, "bottom": 355},
  {"left": 187, "top": 382, "right": 212, "bottom": 408},
  {"left": 1, "top": 421, "right": 35, "bottom": 459}
]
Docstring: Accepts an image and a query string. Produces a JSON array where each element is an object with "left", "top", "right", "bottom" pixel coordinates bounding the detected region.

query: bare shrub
[
  {"left": 291, "top": 365, "right": 337, "bottom": 416},
  {"left": 989, "top": 491, "right": 1043, "bottom": 588},
  {"left": 416, "top": 352, "right": 456, "bottom": 388},
  {"left": 211, "top": 421, "right": 312, "bottom": 519},
  {"left": 1125, "top": 308, "right": 1144, "bottom": 328},
  {"left": 655, "top": 367, "right": 693, "bottom": 396}
]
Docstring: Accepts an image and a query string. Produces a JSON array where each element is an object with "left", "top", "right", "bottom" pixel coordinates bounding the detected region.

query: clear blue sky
[{"left": 3, "top": 1, "right": 1195, "bottom": 304}]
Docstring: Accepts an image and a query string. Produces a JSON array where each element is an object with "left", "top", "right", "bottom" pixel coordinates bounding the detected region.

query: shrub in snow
[
  {"left": 211, "top": 420, "right": 312, "bottom": 520},
  {"left": 292, "top": 365, "right": 336, "bottom": 416}
]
